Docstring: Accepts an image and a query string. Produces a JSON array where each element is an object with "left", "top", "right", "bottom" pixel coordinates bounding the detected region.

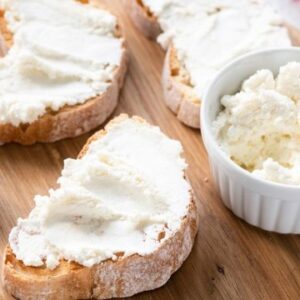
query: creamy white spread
[
  {"left": 142, "top": 0, "right": 291, "bottom": 102},
  {"left": 9, "top": 118, "right": 191, "bottom": 269},
  {"left": 0, "top": 0, "right": 123, "bottom": 126},
  {"left": 266, "top": 0, "right": 300, "bottom": 31},
  {"left": 214, "top": 62, "right": 300, "bottom": 186}
]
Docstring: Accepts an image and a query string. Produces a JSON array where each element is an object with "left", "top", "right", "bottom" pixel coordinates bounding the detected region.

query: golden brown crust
[
  {"left": 162, "top": 46, "right": 200, "bottom": 129},
  {"left": 3, "top": 248, "right": 93, "bottom": 300},
  {"left": 2, "top": 115, "right": 199, "bottom": 300},
  {"left": 0, "top": 9, "right": 13, "bottom": 52},
  {"left": 0, "top": 4, "right": 129, "bottom": 145}
]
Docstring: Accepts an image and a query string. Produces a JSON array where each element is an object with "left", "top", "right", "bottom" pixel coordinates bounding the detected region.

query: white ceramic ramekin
[{"left": 201, "top": 48, "right": 300, "bottom": 234}]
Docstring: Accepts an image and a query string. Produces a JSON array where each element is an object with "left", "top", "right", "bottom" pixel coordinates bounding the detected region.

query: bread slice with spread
[
  {"left": 125, "top": 0, "right": 292, "bottom": 128},
  {"left": 2, "top": 115, "right": 199, "bottom": 299},
  {"left": 0, "top": 0, "right": 128, "bottom": 144}
]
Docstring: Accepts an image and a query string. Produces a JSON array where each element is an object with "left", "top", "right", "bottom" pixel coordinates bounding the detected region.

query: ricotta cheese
[
  {"left": 142, "top": 0, "right": 291, "bottom": 102},
  {"left": 213, "top": 62, "right": 300, "bottom": 186},
  {"left": 9, "top": 118, "right": 191, "bottom": 269},
  {"left": 0, "top": 0, "right": 123, "bottom": 126}
]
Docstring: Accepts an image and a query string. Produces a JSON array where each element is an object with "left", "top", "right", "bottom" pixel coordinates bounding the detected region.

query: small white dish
[{"left": 201, "top": 48, "right": 300, "bottom": 234}]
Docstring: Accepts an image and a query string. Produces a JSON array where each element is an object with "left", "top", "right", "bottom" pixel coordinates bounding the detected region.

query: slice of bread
[
  {"left": 124, "top": 0, "right": 201, "bottom": 128},
  {"left": 162, "top": 46, "right": 201, "bottom": 129},
  {"left": 0, "top": 1, "right": 128, "bottom": 145},
  {"left": 2, "top": 114, "right": 199, "bottom": 300},
  {"left": 125, "top": 0, "right": 298, "bottom": 129}
]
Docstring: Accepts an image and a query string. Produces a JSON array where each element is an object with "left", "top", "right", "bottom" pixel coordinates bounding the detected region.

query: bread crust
[
  {"left": 2, "top": 115, "right": 199, "bottom": 300},
  {"left": 0, "top": 6, "right": 129, "bottom": 145},
  {"left": 162, "top": 46, "right": 200, "bottom": 128}
]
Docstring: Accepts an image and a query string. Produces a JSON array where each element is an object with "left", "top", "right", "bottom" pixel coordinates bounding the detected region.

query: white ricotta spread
[
  {"left": 266, "top": 0, "right": 300, "bottom": 31},
  {"left": 0, "top": 0, "right": 123, "bottom": 126},
  {"left": 213, "top": 62, "right": 300, "bottom": 186},
  {"left": 9, "top": 118, "right": 191, "bottom": 269},
  {"left": 142, "top": 0, "right": 291, "bottom": 102}
]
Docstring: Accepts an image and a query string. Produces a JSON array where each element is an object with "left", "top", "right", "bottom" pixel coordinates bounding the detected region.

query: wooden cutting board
[{"left": 1, "top": 1, "right": 300, "bottom": 299}]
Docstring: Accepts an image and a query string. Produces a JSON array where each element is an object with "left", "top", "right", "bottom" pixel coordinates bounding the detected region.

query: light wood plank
[{"left": 1, "top": 1, "right": 300, "bottom": 299}]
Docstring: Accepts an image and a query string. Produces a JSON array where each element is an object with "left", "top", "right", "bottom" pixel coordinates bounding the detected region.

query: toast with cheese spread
[
  {"left": 2, "top": 114, "right": 199, "bottom": 299},
  {"left": 0, "top": 0, "right": 128, "bottom": 144},
  {"left": 125, "top": 0, "right": 292, "bottom": 128}
]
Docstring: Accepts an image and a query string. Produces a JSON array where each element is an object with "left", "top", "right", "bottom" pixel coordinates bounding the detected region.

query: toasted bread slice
[
  {"left": 124, "top": 0, "right": 200, "bottom": 128},
  {"left": 0, "top": 1, "right": 128, "bottom": 145},
  {"left": 2, "top": 114, "right": 199, "bottom": 300},
  {"left": 162, "top": 46, "right": 201, "bottom": 128},
  {"left": 126, "top": 0, "right": 300, "bottom": 129}
]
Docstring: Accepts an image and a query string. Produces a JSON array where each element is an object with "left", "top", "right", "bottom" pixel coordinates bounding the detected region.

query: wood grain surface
[{"left": 1, "top": 1, "right": 300, "bottom": 299}]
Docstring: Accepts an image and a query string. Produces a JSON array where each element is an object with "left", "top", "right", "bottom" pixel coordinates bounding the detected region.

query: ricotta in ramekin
[{"left": 214, "top": 62, "right": 300, "bottom": 185}]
